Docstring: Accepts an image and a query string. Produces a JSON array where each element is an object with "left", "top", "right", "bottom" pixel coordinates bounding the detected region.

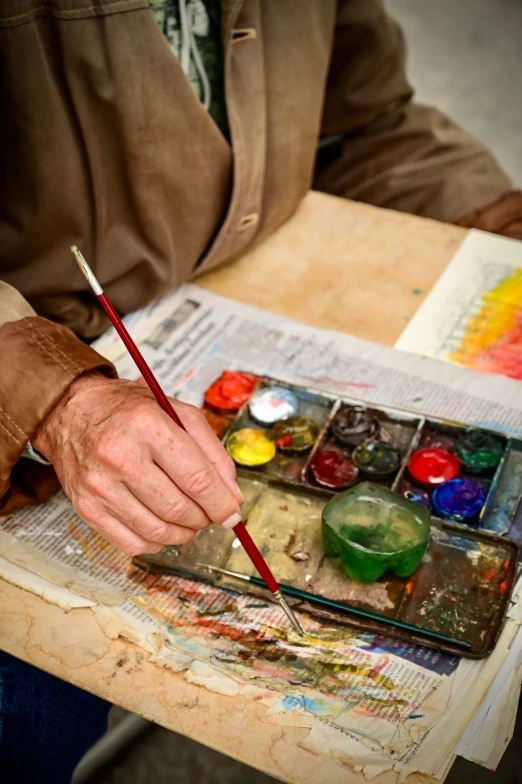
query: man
[{"left": 0, "top": 1, "right": 521, "bottom": 780}]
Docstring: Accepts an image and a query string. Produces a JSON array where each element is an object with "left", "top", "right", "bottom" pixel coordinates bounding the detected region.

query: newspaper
[
  {"left": 395, "top": 229, "right": 522, "bottom": 383},
  {"left": 3, "top": 283, "right": 522, "bottom": 779},
  {"left": 94, "top": 283, "right": 522, "bottom": 436}
]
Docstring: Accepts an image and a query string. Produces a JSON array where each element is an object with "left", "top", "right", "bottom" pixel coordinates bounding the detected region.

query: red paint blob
[
  {"left": 408, "top": 448, "right": 459, "bottom": 486},
  {"left": 275, "top": 434, "right": 293, "bottom": 449},
  {"left": 310, "top": 449, "right": 359, "bottom": 490},
  {"left": 205, "top": 371, "right": 258, "bottom": 412}
]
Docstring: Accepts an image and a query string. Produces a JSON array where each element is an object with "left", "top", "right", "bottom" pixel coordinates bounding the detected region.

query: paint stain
[
  {"left": 320, "top": 662, "right": 395, "bottom": 690},
  {"left": 290, "top": 551, "right": 310, "bottom": 562},
  {"left": 412, "top": 288, "right": 424, "bottom": 296},
  {"left": 196, "top": 604, "right": 238, "bottom": 617},
  {"left": 448, "top": 268, "right": 522, "bottom": 379}
]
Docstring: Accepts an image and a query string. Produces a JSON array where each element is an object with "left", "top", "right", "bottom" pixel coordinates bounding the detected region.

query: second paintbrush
[{"left": 197, "top": 562, "right": 472, "bottom": 650}]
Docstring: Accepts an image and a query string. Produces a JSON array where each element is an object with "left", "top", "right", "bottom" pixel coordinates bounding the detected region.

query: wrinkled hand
[{"left": 33, "top": 373, "right": 243, "bottom": 555}]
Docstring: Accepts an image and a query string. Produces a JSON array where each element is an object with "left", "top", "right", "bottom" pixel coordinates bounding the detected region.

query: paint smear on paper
[{"left": 448, "top": 268, "right": 522, "bottom": 379}]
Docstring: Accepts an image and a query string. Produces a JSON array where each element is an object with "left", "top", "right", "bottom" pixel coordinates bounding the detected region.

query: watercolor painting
[{"left": 447, "top": 268, "right": 522, "bottom": 379}]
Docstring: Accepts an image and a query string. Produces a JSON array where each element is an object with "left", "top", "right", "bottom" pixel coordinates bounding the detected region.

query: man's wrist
[{"left": 32, "top": 370, "right": 107, "bottom": 459}]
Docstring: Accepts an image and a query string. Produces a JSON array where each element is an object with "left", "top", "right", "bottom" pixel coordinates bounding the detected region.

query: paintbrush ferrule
[
  {"left": 273, "top": 590, "right": 305, "bottom": 637},
  {"left": 197, "top": 563, "right": 248, "bottom": 581},
  {"left": 71, "top": 246, "right": 104, "bottom": 296}
]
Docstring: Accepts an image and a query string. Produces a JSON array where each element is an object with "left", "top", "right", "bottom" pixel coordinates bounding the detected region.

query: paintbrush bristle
[{"left": 274, "top": 590, "right": 305, "bottom": 636}]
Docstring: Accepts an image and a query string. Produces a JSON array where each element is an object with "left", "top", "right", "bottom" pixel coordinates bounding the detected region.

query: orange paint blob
[{"left": 205, "top": 371, "right": 258, "bottom": 411}]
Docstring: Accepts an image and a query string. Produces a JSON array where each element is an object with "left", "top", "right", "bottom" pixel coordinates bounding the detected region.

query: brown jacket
[{"left": 0, "top": 0, "right": 519, "bottom": 512}]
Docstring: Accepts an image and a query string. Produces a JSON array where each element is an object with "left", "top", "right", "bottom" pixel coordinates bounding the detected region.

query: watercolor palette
[{"left": 136, "top": 372, "right": 522, "bottom": 658}]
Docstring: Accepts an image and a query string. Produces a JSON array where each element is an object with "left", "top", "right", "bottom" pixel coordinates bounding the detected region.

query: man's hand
[{"left": 32, "top": 373, "right": 243, "bottom": 555}]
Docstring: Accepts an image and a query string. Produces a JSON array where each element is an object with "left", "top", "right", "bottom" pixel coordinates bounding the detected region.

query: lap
[{"left": 0, "top": 650, "right": 111, "bottom": 784}]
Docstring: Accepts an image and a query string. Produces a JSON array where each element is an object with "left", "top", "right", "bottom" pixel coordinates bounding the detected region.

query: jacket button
[{"left": 237, "top": 214, "right": 259, "bottom": 232}]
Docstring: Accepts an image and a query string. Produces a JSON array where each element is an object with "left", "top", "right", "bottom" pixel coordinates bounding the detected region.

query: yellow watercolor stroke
[{"left": 449, "top": 268, "right": 522, "bottom": 366}]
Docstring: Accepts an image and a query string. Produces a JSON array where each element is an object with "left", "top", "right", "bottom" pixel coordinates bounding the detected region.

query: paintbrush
[
  {"left": 71, "top": 246, "right": 304, "bottom": 637},
  {"left": 197, "top": 562, "right": 472, "bottom": 650}
]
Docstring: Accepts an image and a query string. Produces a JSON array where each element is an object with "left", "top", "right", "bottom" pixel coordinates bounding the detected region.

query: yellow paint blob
[{"left": 226, "top": 428, "right": 276, "bottom": 467}]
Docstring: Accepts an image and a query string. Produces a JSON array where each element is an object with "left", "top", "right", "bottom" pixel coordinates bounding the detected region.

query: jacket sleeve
[
  {"left": 314, "top": 0, "right": 518, "bottom": 229},
  {"left": 0, "top": 281, "right": 117, "bottom": 514}
]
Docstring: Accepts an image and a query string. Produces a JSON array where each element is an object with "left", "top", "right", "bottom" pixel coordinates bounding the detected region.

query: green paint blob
[
  {"left": 453, "top": 431, "right": 503, "bottom": 473},
  {"left": 322, "top": 483, "right": 430, "bottom": 583}
]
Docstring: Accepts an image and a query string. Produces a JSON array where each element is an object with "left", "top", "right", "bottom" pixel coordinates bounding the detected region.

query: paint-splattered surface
[
  {"left": 0, "top": 485, "right": 458, "bottom": 763},
  {"left": 399, "top": 527, "right": 513, "bottom": 647},
  {"left": 139, "top": 476, "right": 518, "bottom": 657},
  {"left": 150, "top": 373, "right": 522, "bottom": 658}
]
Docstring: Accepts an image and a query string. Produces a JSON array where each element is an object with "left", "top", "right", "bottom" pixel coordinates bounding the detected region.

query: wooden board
[{"left": 196, "top": 192, "right": 466, "bottom": 345}]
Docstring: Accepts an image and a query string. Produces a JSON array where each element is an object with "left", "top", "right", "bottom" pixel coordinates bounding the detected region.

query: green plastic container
[{"left": 322, "top": 482, "right": 431, "bottom": 583}]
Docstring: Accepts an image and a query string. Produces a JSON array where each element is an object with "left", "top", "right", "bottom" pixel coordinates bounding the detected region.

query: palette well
[{"left": 136, "top": 371, "right": 522, "bottom": 658}]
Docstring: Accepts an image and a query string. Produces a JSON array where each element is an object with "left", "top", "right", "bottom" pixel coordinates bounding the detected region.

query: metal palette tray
[{"left": 136, "top": 373, "right": 522, "bottom": 658}]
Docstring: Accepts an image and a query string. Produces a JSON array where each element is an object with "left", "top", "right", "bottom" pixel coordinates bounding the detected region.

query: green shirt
[{"left": 148, "top": 0, "right": 229, "bottom": 139}]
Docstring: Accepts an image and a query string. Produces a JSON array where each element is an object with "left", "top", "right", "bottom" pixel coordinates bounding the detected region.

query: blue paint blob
[
  {"left": 432, "top": 478, "right": 485, "bottom": 521},
  {"left": 281, "top": 695, "right": 321, "bottom": 713},
  {"left": 403, "top": 488, "right": 431, "bottom": 509},
  {"left": 302, "top": 696, "right": 321, "bottom": 712}
]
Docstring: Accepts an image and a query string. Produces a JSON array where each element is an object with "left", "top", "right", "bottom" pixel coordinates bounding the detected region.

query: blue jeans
[{"left": 0, "top": 650, "right": 111, "bottom": 784}]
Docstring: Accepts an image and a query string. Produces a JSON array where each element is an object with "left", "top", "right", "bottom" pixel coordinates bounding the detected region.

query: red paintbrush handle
[
  {"left": 98, "top": 293, "right": 184, "bottom": 429},
  {"left": 97, "top": 293, "right": 280, "bottom": 596},
  {"left": 233, "top": 524, "right": 279, "bottom": 594}
]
